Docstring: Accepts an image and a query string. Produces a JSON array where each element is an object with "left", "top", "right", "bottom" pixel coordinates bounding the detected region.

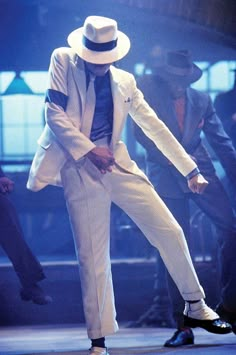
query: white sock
[{"left": 184, "top": 299, "right": 219, "bottom": 320}]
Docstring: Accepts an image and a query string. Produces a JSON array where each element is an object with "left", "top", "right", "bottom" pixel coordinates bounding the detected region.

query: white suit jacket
[{"left": 27, "top": 47, "right": 197, "bottom": 191}]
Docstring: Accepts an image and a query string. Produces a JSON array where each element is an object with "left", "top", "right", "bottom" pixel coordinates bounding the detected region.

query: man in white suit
[{"left": 27, "top": 16, "right": 231, "bottom": 355}]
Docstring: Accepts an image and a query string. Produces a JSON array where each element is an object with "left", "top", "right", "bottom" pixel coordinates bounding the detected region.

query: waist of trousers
[
  {"left": 62, "top": 136, "right": 111, "bottom": 172},
  {"left": 92, "top": 135, "right": 111, "bottom": 147}
]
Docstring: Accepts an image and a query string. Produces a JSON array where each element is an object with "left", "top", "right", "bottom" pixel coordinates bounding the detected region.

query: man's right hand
[{"left": 86, "top": 147, "right": 115, "bottom": 174}]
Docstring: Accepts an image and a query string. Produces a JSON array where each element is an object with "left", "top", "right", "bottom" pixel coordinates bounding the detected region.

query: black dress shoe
[
  {"left": 164, "top": 328, "right": 194, "bottom": 347},
  {"left": 20, "top": 284, "right": 52, "bottom": 305},
  {"left": 184, "top": 315, "right": 232, "bottom": 334},
  {"left": 215, "top": 303, "right": 236, "bottom": 335}
]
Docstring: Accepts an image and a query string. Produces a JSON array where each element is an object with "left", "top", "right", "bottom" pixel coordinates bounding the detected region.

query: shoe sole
[
  {"left": 164, "top": 338, "right": 194, "bottom": 347},
  {"left": 184, "top": 316, "right": 232, "bottom": 334}
]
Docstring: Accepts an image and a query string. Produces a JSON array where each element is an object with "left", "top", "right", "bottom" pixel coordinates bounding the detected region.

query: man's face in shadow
[
  {"left": 85, "top": 61, "right": 112, "bottom": 77},
  {"left": 166, "top": 80, "right": 189, "bottom": 99}
]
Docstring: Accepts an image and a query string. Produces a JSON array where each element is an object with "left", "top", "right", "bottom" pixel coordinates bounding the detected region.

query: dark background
[{"left": 0, "top": 0, "right": 235, "bottom": 73}]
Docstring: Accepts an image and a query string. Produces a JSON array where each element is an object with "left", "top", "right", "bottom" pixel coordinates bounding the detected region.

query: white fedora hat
[{"left": 67, "top": 16, "right": 131, "bottom": 64}]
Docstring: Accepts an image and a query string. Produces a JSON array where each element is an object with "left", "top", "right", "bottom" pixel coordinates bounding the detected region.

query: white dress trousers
[{"left": 60, "top": 138, "right": 205, "bottom": 339}]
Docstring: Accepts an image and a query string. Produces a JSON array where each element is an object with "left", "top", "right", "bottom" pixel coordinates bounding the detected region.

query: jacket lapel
[
  {"left": 156, "top": 94, "right": 182, "bottom": 142},
  {"left": 70, "top": 56, "right": 87, "bottom": 115},
  {"left": 182, "top": 88, "right": 202, "bottom": 145},
  {"left": 109, "top": 67, "right": 127, "bottom": 149}
]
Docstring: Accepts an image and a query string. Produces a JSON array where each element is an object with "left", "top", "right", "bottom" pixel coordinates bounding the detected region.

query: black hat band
[{"left": 82, "top": 35, "right": 118, "bottom": 52}]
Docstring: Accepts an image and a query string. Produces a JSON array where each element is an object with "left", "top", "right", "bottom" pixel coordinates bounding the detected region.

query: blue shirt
[{"left": 90, "top": 71, "right": 113, "bottom": 142}]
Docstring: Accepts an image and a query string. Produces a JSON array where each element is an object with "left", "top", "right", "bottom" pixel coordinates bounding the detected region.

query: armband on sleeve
[
  {"left": 185, "top": 167, "right": 200, "bottom": 180},
  {"left": 45, "top": 89, "right": 68, "bottom": 111}
]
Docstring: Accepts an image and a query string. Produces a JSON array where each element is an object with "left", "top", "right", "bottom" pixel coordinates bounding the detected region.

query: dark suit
[
  {"left": 134, "top": 75, "right": 236, "bottom": 324},
  {"left": 214, "top": 84, "right": 236, "bottom": 149},
  {"left": 0, "top": 166, "right": 45, "bottom": 288}
]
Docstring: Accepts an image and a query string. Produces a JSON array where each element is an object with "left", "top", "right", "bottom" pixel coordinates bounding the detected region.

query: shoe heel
[
  {"left": 186, "top": 338, "right": 194, "bottom": 345},
  {"left": 184, "top": 315, "right": 197, "bottom": 328}
]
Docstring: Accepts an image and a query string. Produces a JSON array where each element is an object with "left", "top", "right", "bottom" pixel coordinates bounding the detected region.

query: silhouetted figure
[
  {"left": 214, "top": 69, "right": 236, "bottom": 149},
  {"left": 0, "top": 165, "right": 52, "bottom": 305},
  {"left": 133, "top": 50, "right": 236, "bottom": 345}
]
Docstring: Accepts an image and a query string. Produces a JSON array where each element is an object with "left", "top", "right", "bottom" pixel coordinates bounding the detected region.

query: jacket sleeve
[
  {"left": 132, "top": 120, "right": 170, "bottom": 166},
  {"left": 128, "top": 74, "right": 197, "bottom": 177},
  {"left": 44, "top": 48, "right": 95, "bottom": 161},
  {"left": 203, "top": 94, "right": 236, "bottom": 184}
]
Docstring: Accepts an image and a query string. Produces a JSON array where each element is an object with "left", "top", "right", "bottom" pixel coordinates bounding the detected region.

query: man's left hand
[
  {"left": 188, "top": 174, "right": 208, "bottom": 194},
  {"left": 0, "top": 176, "right": 14, "bottom": 194}
]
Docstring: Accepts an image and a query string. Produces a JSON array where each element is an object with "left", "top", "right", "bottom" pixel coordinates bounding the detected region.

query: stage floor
[{"left": 0, "top": 324, "right": 235, "bottom": 355}]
